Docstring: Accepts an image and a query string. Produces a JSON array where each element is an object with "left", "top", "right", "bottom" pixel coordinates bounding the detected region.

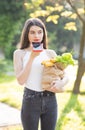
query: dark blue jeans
[{"left": 21, "top": 87, "right": 58, "bottom": 130}]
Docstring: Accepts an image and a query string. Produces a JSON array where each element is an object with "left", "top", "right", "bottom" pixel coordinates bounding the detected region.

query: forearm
[
  {"left": 17, "top": 57, "right": 34, "bottom": 85},
  {"left": 14, "top": 50, "right": 41, "bottom": 85},
  {"left": 61, "top": 74, "right": 69, "bottom": 86}
]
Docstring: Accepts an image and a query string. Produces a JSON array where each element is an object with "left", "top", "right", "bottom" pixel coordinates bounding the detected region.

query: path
[{"left": 0, "top": 103, "right": 21, "bottom": 127}]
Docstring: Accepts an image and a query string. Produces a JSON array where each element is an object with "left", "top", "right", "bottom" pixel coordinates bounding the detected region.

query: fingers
[
  {"left": 50, "top": 81, "right": 56, "bottom": 86},
  {"left": 30, "top": 51, "right": 40, "bottom": 59},
  {"left": 46, "top": 86, "right": 61, "bottom": 93},
  {"left": 46, "top": 79, "right": 65, "bottom": 93}
]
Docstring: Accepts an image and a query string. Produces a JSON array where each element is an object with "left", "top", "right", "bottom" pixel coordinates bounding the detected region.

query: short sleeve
[
  {"left": 13, "top": 49, "right": 23, "bottom": 76},
  {"left": 46, "top": 49, "right": 57, "bottom": 58}
]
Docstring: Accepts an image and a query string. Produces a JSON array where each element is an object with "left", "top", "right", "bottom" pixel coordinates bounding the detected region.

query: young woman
[{"left": 13, "top": 18, "right": 68, "bottom": 130}]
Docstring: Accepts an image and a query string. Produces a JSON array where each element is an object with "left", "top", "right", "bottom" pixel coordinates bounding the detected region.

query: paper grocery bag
[{"left": 42, "top": 63, "right": 64, "bottom": 90}]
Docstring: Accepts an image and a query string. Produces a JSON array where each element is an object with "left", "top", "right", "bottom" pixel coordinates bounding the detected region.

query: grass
[
  {"left": 0, "top": 125, "right": 22, "bottom": 130},
  {"left": 0, "top": 59, "right": 23, "bottom": 109},
  {"left": 56, "top": 92, "right": 85, "bottom": 130},
  {"left": 0, "top": 59, "right": 85, "bottom": 130}
]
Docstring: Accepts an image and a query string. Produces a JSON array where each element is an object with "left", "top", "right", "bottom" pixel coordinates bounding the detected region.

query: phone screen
[{"left": 32, "top": 42, "right": 43, "bottom": 52}]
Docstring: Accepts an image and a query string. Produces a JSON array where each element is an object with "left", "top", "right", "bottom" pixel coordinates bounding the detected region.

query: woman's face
[{"left": 28, "top": 25, "right": 44, "bottom": 44}]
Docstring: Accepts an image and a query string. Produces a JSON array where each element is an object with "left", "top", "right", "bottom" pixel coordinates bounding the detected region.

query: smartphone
[{"left": 32, "top": 42, "right": 43, "bottom": 52}]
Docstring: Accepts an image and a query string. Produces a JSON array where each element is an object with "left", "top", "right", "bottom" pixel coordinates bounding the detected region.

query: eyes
[{"left": 29, "top": 30, "right": 43, "bottom": 35}]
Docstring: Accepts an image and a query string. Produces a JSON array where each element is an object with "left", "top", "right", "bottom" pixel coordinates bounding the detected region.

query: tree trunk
[
  {"left": 73, "top": 62, "right": 85, "bottom": 94},
  {"left": 73, "top": 22, "right": 85, "bottom": 94}
]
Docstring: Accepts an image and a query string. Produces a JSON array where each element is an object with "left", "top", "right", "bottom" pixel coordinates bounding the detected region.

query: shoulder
[
  {"left": 46, "top": 49, "right": 57, "bottom": 54},
  {"left": 13, "top": 49, "right": 25, "bottom": 57},
  {"left": 13, "top": 49, "right": 26, "bottom": 61},
  {"left": 46, "top": 49, "right": 57, "bottom": 58},
  {"left": 14, "top": 49, "right": 22, "bottom": 55}
]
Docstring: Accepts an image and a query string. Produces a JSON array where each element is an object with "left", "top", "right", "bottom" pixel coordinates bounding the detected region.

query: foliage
[
  {"left": 0, "top": 0, "right": 81, "bottom": 59},
  {"left": 0, "top": 0, "right": 31, "bottom": 59},
  {"left": 64, "top": 0, "right": 85, "bottom": 94},
  {"left": 0, "top": 59, "right": 13, "bottom": 72}
]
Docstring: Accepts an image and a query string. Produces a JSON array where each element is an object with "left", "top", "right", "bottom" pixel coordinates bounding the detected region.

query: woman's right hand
[{"left": 30, "top": 51, "right": 40, "bottom": 59}]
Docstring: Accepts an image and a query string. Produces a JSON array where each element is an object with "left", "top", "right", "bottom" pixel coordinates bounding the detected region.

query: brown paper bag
[{"left": 42, "top": 63, "right": 64, "bottom": 90}]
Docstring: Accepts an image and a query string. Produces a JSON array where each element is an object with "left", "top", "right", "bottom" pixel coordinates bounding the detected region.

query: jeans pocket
[{"left": 23, "top": 92, "right": 35, "bottom": 100}]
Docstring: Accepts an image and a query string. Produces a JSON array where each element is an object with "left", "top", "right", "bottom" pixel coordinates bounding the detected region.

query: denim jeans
[{"left": 21, "top": 87, "right": 58, "bottom": 130}]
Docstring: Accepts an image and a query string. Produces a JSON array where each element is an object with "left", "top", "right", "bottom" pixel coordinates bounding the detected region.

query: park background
[{"left": 0, "top": 0, "right": 85, "bottom": 130}]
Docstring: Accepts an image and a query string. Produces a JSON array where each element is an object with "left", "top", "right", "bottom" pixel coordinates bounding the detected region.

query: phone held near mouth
[{"left": 32, "top": 42, "right": 43, "bottom": 52}]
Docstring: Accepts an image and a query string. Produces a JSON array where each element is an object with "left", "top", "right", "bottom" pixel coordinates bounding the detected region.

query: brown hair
[{"left": 20, "top": 18, "right": 48, "bottom": 49}]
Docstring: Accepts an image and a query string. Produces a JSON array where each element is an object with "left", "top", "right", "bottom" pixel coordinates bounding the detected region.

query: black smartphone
[{"left": 32, "top": 42, "right": 43, "bottom": 52}]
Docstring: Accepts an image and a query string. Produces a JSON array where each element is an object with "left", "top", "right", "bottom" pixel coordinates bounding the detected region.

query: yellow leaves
[
  {"left": 61, "top": 11, "right": 72, "bottom": 17},
  {"left": 32, "top": 0, "right": 43, "bottom": 4},
  {"left": 24, "top": 0, "right": 43, "bottom": 9},
  {"left": 24, "top": 3, "right": 32, "bottom": 9},
  {"left": 38, "top": 10, "right": 49, "bottom": 16},
  {"left": 70, "top": 13, "right": 77, "bottom": 19},
  {"left": 24, "top": 2, "right": 28, "bottom": 7},
  {"left": 32, "top": 0, "right": 43, "bottom": 5},
  {"left": 30, "top": 2, "right": 63, "bottom": 18},
  {"left": 61, "top": 11, "right": 77, "bottom": 20},
  {"left": 64, "top": 22, "right": 77, "bottom": 31},
  {"left": 77, "top": 8, "right": 85, "bottom": 14},
  {"left": 30, "top": 10, "right": 49, "bottom": 17},
  {"left": 46, "top": 6, "right": 55, "bottom": 12},
  {"left": 46, "top": 4, "right": 63, "bottom": 13},
  {"left": 46, "top": 15, "right": 59, "bottom": 24},
  {"left": 46, "top": 4, "right": 63, "bottom": 24},
  {"left": 55, "top": 4, "right": 64, "bottom": 12}
]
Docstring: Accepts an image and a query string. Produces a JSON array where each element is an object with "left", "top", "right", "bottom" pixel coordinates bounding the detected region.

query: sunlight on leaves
[
  {"left": 70, "top": 13, "right": 77, "bottom": 19},
  {"left": 32, "top": 0, "right": 43, "bottom": 4},
  {"left": 64, "top": 22, "right": 77, "bottom": 31},
  {"left": 24, "top": 0, "right": 43, "bottom": 9},
  {"left": 77, "top": 8, "right": 85, "bottom": 14},
  {"left": 46, "top": 6, "right": 55, "bottom": 12},
  {"left": 46, "top": 4, "right": 63, "bottom": 13},
  {"left": 24, "top": 3, "right": 33, "bottom": 9},
  {"left": 24, "top": 2, "right": 28, "bottom": 7},
  {"left": 61, "top": 11, "right": 72, "bottom": 17},
  {"left": 30, "top": 10, "right": 49, "bottom": 17},
  {"left": 55, "top": 4, "right": 64, "bottom": 12},
  {"left": 46, "top": 15, "right": 59, "bottom": 24}
]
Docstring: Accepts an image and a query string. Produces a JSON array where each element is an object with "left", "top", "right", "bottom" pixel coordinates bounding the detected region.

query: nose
[{"left": 35, "top": 33, "right": 39, "bottom": 37}]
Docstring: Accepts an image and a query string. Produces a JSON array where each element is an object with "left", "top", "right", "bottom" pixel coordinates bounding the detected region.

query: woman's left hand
[{"left": 46, "top": 76, "right": 69, "bottom": 93}]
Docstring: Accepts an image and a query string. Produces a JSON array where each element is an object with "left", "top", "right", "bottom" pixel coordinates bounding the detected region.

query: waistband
[{"left": 24, "top": 87, "right": 55, "bottom": 97}]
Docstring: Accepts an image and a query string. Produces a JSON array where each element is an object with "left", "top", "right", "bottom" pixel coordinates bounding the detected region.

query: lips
[{"left": 34, "top": 39, "right": 40, "bottom": 42}]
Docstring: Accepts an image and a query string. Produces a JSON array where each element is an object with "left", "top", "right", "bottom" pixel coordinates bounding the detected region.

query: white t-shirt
[{"left": 23, "top": 49, "right": 56, "bottom": 92}]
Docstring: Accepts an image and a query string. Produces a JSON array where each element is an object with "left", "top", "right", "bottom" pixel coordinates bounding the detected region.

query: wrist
[{"left": 62, "top": 76, "right": 69, "bottom": 85}]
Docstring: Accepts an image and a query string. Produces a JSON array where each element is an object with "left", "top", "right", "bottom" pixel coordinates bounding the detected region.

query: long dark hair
[{"left": 20, "top": 18, "right": 48, "bottom": 49}]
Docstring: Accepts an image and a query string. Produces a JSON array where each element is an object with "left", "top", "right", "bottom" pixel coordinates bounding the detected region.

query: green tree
[
  {"left": 0, "top": 0, "right": 24, "bottom": 59},
  {"left": 0, "top": 0, "right": 32, "bottom": 59},
  {"left": 66, "top": 0, "right": 85, "bottom": 94}
]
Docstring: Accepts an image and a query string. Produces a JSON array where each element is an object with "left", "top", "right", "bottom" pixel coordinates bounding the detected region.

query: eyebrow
[
  {"left": 30, "top": 28, "right": 42, "bottom": 31},
  {"left": 29, "top": 29, "right": 43, "bottom": 33}
]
